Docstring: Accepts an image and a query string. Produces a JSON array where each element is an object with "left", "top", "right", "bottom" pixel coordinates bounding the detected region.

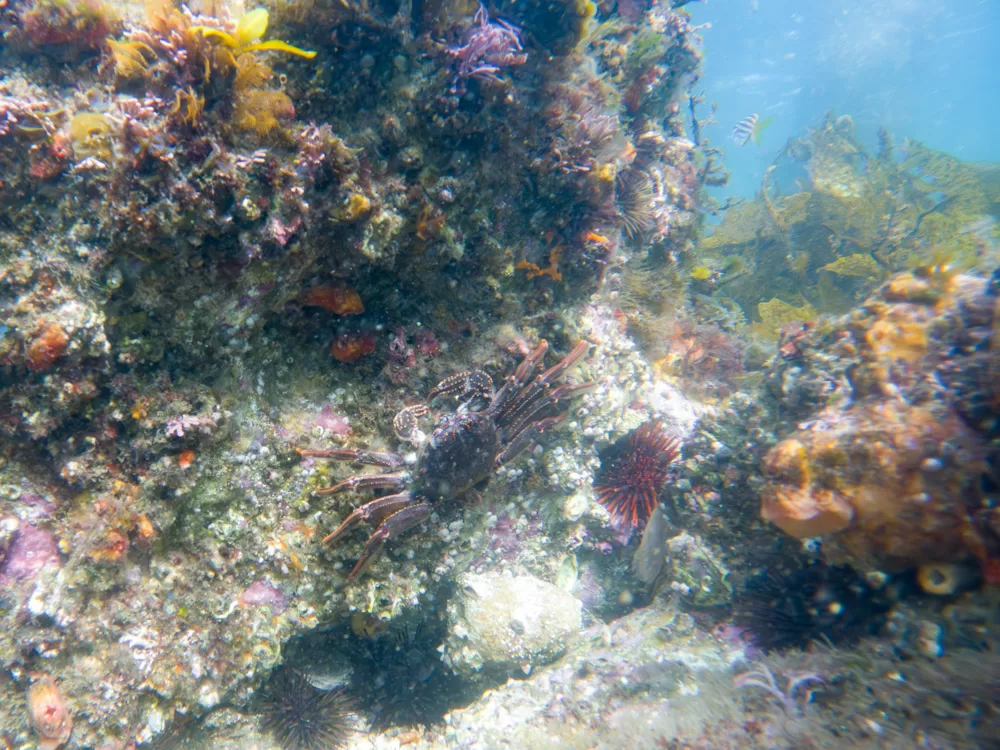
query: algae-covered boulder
[{"left": 444, "top": 572, "right": 583, "bottom": 678}]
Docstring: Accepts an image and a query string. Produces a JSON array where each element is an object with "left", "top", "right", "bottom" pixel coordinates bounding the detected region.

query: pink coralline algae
[
  {"left": 2, "top": 523, "right": 61, "bottom": 581},
  {"left": 315, "top": 404, "right": 351, "bottom": 436},
  {"left": 415, "top": 329, "right": 441, "bottom": 357},
  {"left": 0, "top": 95, "right": 51, "bottom": 137},
  {"left": 385, "top": 327, "right": 417, "bottom": 385},
  {"left": 237, "top": 579, "right": 288, "bottom": 614},
  {"left": 447, "top": 5, "right": 527, "bottom": 88},
  {"left": 165, "top": 413, "right": 218, "bottom": 438}
]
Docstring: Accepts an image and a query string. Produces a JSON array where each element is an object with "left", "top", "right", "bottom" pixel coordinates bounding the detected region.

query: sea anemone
[
  {"left": 594, "top": 419, "right": 681, "bottom": 532},
  {"left": 259, "top": 668, "right": 356, "bottom": 750}
]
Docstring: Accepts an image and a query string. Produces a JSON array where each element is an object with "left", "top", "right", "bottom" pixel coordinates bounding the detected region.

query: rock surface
[{"left": 444, "top": 572, "right": 583, "bottom": 678}]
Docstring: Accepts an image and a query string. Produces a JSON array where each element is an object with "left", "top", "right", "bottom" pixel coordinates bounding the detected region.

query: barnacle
[
  {"left": 193, "top": 7, "right": 317, "bottom": 60},
  {"left": 916, "top": 562, "right": 980, "bottom": 596},
  {"left": 107, "top": 39, "right": 155, "bottom": 78}
]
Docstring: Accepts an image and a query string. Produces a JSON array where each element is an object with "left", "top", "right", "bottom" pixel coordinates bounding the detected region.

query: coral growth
[
  {"left": 761, "top": 399, "right": 984, "bottom": 572},
  {"left": 329, "top": 332, "right": 377, "bottom": 363},
  {"left": 761, "top": 268, "right": 1000, "bottom": 577},
  {"left": 26, "top": 322, "right": 70, "bottom": 372},
  {"left": 301, "top": 286, "right": 365, "bottom": 315},
  {"left": 1, "top": 522, "right": 61, "bottom": 581}
]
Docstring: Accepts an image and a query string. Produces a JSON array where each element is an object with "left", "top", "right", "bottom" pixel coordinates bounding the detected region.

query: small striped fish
[{"left": 732, "top": 113, "right": 760, "bottom": 146}]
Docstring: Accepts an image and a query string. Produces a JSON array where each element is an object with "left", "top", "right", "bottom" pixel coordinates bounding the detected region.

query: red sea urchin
[
  {"left": 259, "top": 668, "right": 357, "bottom": 750},
  {"left": 594, "top": 419, "right": 681, "bottom": 532}
]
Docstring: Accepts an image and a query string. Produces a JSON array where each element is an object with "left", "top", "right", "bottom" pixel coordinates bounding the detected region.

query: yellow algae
[
  {"left": 69, "top": 112, "right": 113, "bottom": 160},
  {"left": 820, "top": 253, "right": 884, "bottom": 279},
  {"left": 753, "top": 298, "right": 817, "bottom": 341}
]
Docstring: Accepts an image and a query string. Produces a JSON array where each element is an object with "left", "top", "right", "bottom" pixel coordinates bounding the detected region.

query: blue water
[{"left": 688, "top": 0, "right": 999, "bottom": 200}]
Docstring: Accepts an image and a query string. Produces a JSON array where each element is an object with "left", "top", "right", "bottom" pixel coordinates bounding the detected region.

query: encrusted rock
[
  {"left": 444, "top": 572, "right": 582, "bottom": 678},
  {"left": 760, "top": 399, "right": 985, "bottom": 573}
]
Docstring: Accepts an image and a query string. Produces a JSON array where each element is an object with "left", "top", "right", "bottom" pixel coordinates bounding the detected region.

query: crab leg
[
  {"left": 346, "top": 502, "right": 433, "bottom": 581},
  {"left": 502, "top": 381, "right": 597, "bottom": 441},
  {"left": 536, "top": 340, "right": 589, "bottom": 384},
  {"left": 495, "top": 415, "right": 565, "bottom": 467},
  {"left": 298, "top": 447, "right": 405, "bottom": 468},
  {"left": 322, "top": 492, "right": 415, "bottom": 546},
  {"left": 313, "top": 473, "right": 408, "bottom": 496},
  {"left": 514, "top": 340, "right": 549, "bottom": 380},
  {"left": 428, "top": 370, "right": 494, "bottom": 405},
  {"left": 488, "top": 341, "right": 549, "bottom": 417},
  {"left": 490, "top": 341, "right": 589, "bottom": 423},
  {"left": 393, "top": 404, "right": 430, "bottom": 442}
]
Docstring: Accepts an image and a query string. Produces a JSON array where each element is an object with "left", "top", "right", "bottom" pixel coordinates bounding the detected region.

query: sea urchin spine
[
  {"left": 594, "top": 419, "right": 681, "bottom": 532},
  {"left": 259, "top": 668, "right": 357, "bottom": 750}
]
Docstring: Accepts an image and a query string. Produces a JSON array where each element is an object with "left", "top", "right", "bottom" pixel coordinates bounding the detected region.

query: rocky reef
[
  {"left": 0, "top": 0, "right": 998, "bottom": 746},
  {"left": 0, "top": 0, "right": 713, "bottom": 744},
  {"left": 761, "top": 269, "right": 1000, "bottom": 583}
]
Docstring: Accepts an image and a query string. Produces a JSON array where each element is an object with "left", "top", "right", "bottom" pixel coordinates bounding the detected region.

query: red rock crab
[{"left": 299, "top": 340, "right": 594, "bottom": 580}]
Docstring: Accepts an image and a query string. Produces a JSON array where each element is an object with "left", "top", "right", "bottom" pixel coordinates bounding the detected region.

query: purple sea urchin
[
  {"left": 594, "top": 420, "right": 681, "bottom": 532},
  {"left": 259, "top": 668, "right": 357, "bottom": 750},
  {"left": 733, "top": 563, "right": 890, "bottom": 652}
]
